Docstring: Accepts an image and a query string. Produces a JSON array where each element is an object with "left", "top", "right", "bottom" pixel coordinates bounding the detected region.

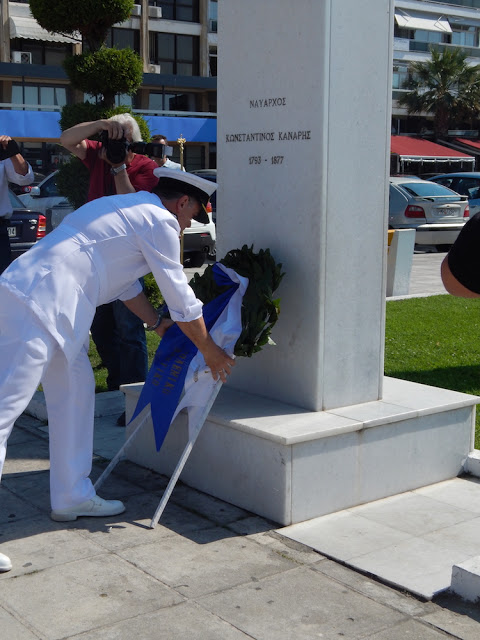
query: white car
[
  {"left": 182, "top": 203, "right": 216, "bottom": 267},
  {"left": 17, "top": 171, "right": 70, "bottom": 214},
  {"left": 389, "top": 176, "right": 470, "bottom": 250}
]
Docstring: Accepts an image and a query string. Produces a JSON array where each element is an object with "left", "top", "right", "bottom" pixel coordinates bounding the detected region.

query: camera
[
  {"left": 100, "top": 131, "right": 170, "bottom": 164},
  {"left": 0, "top": 139, "right": 20, "bottom": 162}
]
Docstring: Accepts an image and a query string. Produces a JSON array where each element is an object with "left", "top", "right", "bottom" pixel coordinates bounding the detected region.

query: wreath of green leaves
[{"left": 189, "top": 245, "right": 284, "bottom": 357}]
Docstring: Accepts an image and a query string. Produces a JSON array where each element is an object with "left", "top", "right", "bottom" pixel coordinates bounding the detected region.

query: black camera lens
[{"left": 100, "top": 130, "right": 129, "bottom": 164}]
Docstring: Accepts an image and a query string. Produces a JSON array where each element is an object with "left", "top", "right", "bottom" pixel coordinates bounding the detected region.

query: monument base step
[
  {"left": 122, "top": 376, "right": 478, "bottom": 526},
  {"left": 451, "top": 557, "right": 480, "bottom": 603}
]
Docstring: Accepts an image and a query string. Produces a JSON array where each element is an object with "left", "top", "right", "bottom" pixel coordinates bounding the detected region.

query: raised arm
[
  {"left": 122, "top": 291, "right": 235, "bottom": 382},
  {"left": 60, "top": 119, "right": 126, "bottom": 161}
]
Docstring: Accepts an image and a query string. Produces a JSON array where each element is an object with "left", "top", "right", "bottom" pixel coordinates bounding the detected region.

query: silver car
[{"left": 389, "top": 177, "right": 469, "bottom": 249}]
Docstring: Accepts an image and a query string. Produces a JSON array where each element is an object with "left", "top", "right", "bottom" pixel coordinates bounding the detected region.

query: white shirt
[
  {"left": 0, "top": 158, "right": 34, "bottom": 218},
  {"left": 0, "top": 191, "right": 203, "bottom": 361},
  {"left": 163, "top": 158, "right": 185, "bottom": 171}
]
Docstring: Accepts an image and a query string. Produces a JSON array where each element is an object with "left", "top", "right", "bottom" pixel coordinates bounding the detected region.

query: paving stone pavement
[{"left": 2, "top": 252, "right": 480, "bottom": 639}]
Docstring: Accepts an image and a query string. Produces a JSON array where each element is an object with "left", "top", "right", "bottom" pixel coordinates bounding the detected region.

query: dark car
[
  {"left": 428, "top": 172, "right": 480, "bottom": 218},
  {"left": 6, "top": 190, "right": 46, "bottom": 262}
]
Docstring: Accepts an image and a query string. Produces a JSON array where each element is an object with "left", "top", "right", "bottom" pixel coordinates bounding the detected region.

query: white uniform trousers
[{"left": 0, "top": 290, "right": 96, "bottom": 510}]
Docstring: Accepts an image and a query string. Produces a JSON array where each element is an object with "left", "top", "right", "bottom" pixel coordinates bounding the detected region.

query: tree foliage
[
  {"left": 63, "top": 47, "right": 143, "bottom": 107},
  {"left": 29, "top": 0, "right": 134, "bottom": 51},
  {"left": 398, "top": 47, "right": 480, "bottom": 138}
]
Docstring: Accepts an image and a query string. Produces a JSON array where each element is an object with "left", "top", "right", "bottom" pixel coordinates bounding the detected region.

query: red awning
[
  {"left": 454, "top": 138, "right": 480, "bottom": 151},
  {"left": 391, "top": 135, "right": 473, "bottom": 159}
]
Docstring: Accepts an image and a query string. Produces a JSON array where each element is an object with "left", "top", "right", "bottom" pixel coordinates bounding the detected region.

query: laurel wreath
[{"left": 189, "top": 245, "right": 284, "bottom": 357}]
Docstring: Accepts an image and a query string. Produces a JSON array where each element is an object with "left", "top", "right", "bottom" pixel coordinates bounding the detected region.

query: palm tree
[{"left": 398, "top": 47, "right": 480, "bottom": 139}]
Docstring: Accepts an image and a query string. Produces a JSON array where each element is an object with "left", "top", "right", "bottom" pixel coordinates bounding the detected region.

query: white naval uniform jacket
[{"left": 0, "top": 191, "right": 203, "bottom": 362}]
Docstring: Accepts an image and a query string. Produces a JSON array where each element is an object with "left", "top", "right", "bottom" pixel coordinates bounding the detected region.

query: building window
[
  {"left": 106, "top": 28, "right": 140, "bottom": 53},
  {"left": 392, "top": 64, "right": 409, "bottom": 90},
  {"left": 10, "top": 39, "right": 72, "bottom": 66},
  {"left": 148, "top": 90, "right": 201, "bottom": 112},
  {"left": 149, "top": 0, "right": 199, "bottom": 23},
  {"left": 150, "top": 33, "right": 199, "bottom": 75},
  {"left": 11, "top": 83, "right": 67, "bottom": 110},
  {"left": 451, "top": 25, "right": 478, "bottom": 47},
  {"left": 413, "top": 29, "right": 447, "bottom": 44},
  {"left": 209, "top": 0, "right": 218, "bottom": 32},
  {"left": 209, "top": 46, "right": 217, "bottom": 77}
]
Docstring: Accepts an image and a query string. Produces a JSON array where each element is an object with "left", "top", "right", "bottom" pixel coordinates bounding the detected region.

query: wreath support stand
[{"left": 94, "top": 380, "right": 223, "bottom": 528}]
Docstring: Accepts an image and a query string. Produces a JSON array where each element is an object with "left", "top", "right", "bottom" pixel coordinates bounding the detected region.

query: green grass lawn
[
  {"left": 385, "top": 295, "right": 480, "bottom": 447},
  {"left": 90, "top": 294, "right": 480, "bottom": 447}
]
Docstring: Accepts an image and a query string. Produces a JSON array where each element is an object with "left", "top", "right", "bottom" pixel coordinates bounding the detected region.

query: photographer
[
  {"left": 60, "top": 115, "right": 159, "bottom": 410},
  {"left": 151, "top": 134, "right": 185, "bottom": 171},
  {"left": 0, "top": 135, "right": 34, "bottom": 274}
]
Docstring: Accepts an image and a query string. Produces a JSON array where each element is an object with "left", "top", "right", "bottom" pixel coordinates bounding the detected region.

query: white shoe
[
  {"left": 0, "top": 552, "right": 12, "bottom": 573},
  {"left": 50, "top": 495, "right": 125, "bottom": 522}
]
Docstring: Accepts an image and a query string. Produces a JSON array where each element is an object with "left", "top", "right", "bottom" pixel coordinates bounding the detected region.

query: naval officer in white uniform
[{"left": 0, "top": 168, "right": 234, "bottom": 573}]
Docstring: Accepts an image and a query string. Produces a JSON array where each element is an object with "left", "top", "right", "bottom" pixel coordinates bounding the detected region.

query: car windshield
[
  {"left": 8, "top": 189, "right": 24, "bottom": 208},
  {"left": 401, "top": 182, "right": 458, "bottom": 198}
]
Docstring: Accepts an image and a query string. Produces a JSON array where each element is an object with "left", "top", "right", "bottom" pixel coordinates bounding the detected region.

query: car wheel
[{"left": 184, "top": 251, "right": 206, "bottom": 268}]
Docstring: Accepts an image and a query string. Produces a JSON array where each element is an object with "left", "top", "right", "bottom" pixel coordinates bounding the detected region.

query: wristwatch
[
  {"left": 110, "top": 163, "right": 127, "bottom": 176},
  {"left": 144, "top": 314, "right": 162, "bottom": 331}
]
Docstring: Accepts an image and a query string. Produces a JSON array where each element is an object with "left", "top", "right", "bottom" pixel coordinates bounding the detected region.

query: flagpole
[{"left": 149, "top": 379, "right": 223, "bottom": 528}]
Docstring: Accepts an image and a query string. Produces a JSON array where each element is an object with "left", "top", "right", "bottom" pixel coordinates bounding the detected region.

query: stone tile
[
  {"left": 0, "top": 554, "right": 183, "bottom": 639},
  {"left": 3, "top": 438, "right": 50, "bottom": 474},
  {"left": 0, "top": 484, "right": 43, "bottom": 525},
  {"left": 89, "top": 464, "right": 148, "bottom": 500},
  {"left": 414, "top": 477, "right": 480, "bottom": 514},
  {"left": 351, "top": 537, "right": 471, "bottom": 600},
  {"left": 0, "top": 517, "right": 105, "bottom": 579},
  {"left": 7, "top": 423, "right": 41, "bottom": 446},
  {"left": 423, "top": 601, "right": 480, "bottom": 640},
  {"left": 199, "top": 565, "right": 406, "bottom": 640},
  {"left": 279, "top": 511, "right": 412, "bottom": 560},
  {"left": 423, "top": 517, "right": 480, "bottom": 557},
  {"left": 118, "top": 526, "right": 297, "bottom": 598},
  {"left": 0, "top": 471, "right": 50, "bottom": 522},
  {"left": 227, "top": 520, "right": 324, "bottom": 565},
  {"left": 170, "top": 483, "right": 251, "bottom": 524},
  {"left": 0, "top": 606, "right": 38, "bottom": 639},
  {"left": 227, "top": 515, "right": 280, "bottom": 536},
  {"left": 69, "top": 601, "right": 251, "bottom": 640},
  {"left": 367, "top": 618, "right": 456, "bottom": 639},
  {"left": 350, "top": 491, "right": 477, "bottom": 536},
  {"left": 313, "top": 559, "right": 431, "bottom": 617},
  {"left": 103, "top": 460, "right": 169, "bottom": 493},
  {"left": 74, "top": 492, "right": 214, "bottom": 552}
]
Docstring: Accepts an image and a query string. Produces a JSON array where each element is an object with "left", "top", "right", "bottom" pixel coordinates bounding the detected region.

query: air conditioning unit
[
  {"left": 131, "top": 4, "right": 141, "bottom": 16},
  {"left": 148, "top": 64, "right": 161, "bottom": 74},
  {"left": 11, "top": 51, "right": 32, "bottom": 64},
  {"left": 148, "top": 6, "right": 162, "bottom": 19}
]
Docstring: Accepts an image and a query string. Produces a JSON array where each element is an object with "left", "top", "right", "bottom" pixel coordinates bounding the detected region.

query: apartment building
[
  {"left": 0, "top": 0, "right": 218, "bottom": 172},
  {"left": 393, "top": 0, "right": 480, "bottom": 135}
]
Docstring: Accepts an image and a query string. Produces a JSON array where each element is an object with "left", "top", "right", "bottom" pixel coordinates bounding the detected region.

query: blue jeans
[{"left": 91, "top": 298, "right": 148, "bottom": 391}]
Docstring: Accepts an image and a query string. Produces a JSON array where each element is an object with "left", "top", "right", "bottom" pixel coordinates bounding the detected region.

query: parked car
[
  {"left": 9, "top": 171, "right": 45, "bottom": 196},
  {"left": 6, "top": 189, "right": 47, "bottom": 262},
  {"left": 389, "top": 177, "right": 469, "bottom": 250},
  {"left": 182, "top": 205, "right": 216, "bottom": 267},
  {"left": 17, "top": 170, "right": 70, "bottom": 214},
  {"left": 428, "top": 172, "right": 480, "bottom": 218}
]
